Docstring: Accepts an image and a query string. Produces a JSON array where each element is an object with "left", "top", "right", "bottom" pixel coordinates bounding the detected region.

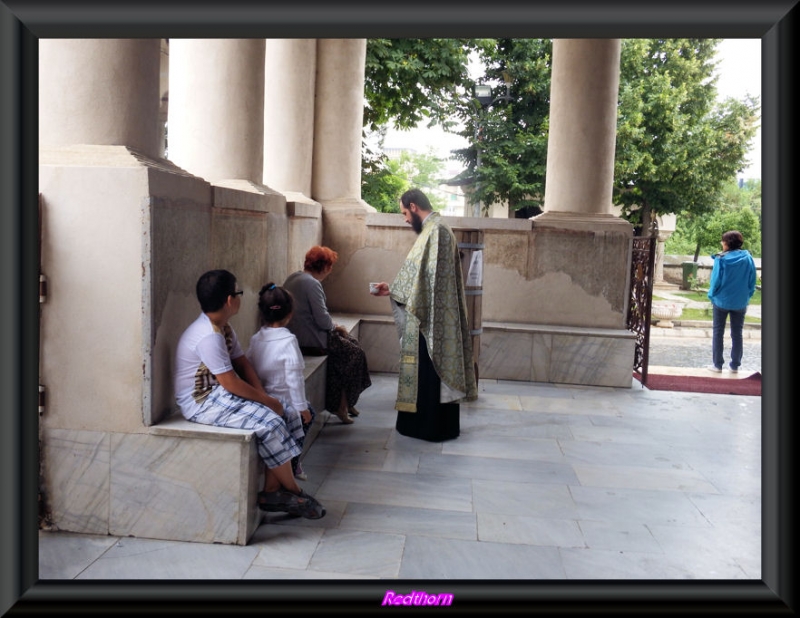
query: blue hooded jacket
[{"left": 707, "top": 249, "right": 757, "bottom": 311}]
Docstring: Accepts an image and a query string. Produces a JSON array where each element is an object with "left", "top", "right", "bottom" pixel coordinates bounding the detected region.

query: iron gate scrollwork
[{"left": 628, "top": 224, "right": 657, "bottom": 386}]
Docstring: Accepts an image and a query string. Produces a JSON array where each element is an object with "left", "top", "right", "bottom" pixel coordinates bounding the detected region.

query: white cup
[{"left": 369, "top": 282, "right": 380, "bottom": 294}]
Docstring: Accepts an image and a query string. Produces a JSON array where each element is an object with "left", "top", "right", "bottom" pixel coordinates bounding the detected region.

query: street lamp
[
  {"left": 472, "top": 77, "right": 512, "bottom": 218},
  {"left": 474, "top": 84, "right": 493, "bottom": 107}
]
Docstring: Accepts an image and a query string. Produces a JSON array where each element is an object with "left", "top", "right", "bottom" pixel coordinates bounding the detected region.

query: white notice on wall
[{"left": 467, "top": 250, "right": 483, "bottom": 287}]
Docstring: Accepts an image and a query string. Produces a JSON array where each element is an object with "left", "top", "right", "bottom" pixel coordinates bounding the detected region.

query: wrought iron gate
[{"left": 628, "top": 230, "right": 657, "bottom": 386}]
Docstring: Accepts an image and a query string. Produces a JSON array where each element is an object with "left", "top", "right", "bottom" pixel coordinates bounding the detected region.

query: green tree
[
  {"left": 614, "top": 39, "right": 760, "bottom": 234},
  {"left": 665, "top": 179, "right": 762, "bottom": 258},
  {"left": 363, "top": 38, "right": 480, "bottom": 210},
  {"left": 361, "top": 149, "right": 447, "bottom": 213},
  {"left": 364, "top": 39, "right": 478, "bottom": 134},
  {"left": 363, "top": 38, "right": 759, "bottom": 227},
  {"left": 449, "top": 38, "right": 552, "bottom": 215}
]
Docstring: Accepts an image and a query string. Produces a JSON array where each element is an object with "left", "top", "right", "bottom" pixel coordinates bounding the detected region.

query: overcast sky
[{"left": 383, "top": 39, "right": 762, "bottom": 180}]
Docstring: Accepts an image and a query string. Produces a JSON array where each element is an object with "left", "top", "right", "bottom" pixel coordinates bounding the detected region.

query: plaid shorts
[{"left": 189, "top": 386, "right": 303, "bottom": 469}]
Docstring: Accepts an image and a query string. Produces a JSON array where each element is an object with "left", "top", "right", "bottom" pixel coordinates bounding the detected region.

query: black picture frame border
[{"left": 1, "top": 0, "right": 795, "bottom": 614}]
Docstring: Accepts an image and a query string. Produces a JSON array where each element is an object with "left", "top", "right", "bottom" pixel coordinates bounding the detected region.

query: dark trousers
[{"left": 711, "top": 304, "right": 747, "bottom": 370}]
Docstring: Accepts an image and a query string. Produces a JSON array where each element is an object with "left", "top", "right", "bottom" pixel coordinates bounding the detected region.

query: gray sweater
[{"left": 283, "top": 270, "right": 334, "bottom": 350}]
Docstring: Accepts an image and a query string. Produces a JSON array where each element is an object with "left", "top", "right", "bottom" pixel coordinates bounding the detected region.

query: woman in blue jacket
[{"left": 707, "top": 230, "right": 757, "bottom": 373}]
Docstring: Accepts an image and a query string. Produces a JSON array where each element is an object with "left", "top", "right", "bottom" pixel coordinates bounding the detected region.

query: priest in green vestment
[{"left": 370, "top": 189, "right": 478, "bottom": 442}]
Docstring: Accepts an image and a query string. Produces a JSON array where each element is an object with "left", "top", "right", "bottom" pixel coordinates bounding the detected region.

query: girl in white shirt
[{"left": 247, "top": 283, "right": 314, "bottom": 481}]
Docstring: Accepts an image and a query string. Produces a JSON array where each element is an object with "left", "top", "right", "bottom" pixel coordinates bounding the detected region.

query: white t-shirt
[
  {"left": 246, "top": 326, "right": 307, "bottom": 413},
  {"left": 174, "top": 313, "right": 245, "bottom": 419}
]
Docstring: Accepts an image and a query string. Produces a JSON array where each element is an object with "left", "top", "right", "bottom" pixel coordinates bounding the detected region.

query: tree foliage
[
  {"left": 362, "top": 38, "right": 480, "bottom": 210},
  {"left": 450, "top": 38, "right": 552, "bottom": 214},
  {"left": 614, "top": 39, "right": 760, "bottom": 233},
  {"left": 364, "top": 39, "right": 478, "bottom": 134},
  {"left": 363, "top": 38, "right": 760, "bottom": 229},
  {"left": 361, "top": 148, "right": 447, "bottom": 213},
  {"left": 666, "top": 179, "right": 762, "bottom": 258}
]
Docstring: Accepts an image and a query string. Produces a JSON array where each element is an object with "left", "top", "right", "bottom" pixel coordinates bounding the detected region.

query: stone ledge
[{"left": 483, "top": 321, "right": 636, "bottom": 339}]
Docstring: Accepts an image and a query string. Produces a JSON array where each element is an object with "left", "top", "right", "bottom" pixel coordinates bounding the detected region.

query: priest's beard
[{"left": 410, "top": 211, "right": 423, "bottom": 234}]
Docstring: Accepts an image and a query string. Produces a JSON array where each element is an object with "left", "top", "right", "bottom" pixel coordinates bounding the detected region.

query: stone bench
[{"left": 348, "top": 313, "right": 636, "bottom": 389}]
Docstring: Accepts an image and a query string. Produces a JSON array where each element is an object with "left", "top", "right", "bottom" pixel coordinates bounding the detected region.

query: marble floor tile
[
  {"left": 418, "top": 452, "right": 578, "bottom": 486},
  {"left": 646, "top": 522, "right": 760, "bottom": 579},
  {"left": 380, "top": 450, "right": 420, "bottom": 473},
  {"left": 74, "top": 536, "right": 259, "bottom": 579},
  {"left": 477, "top": 513, "right": 586, "bottom": 548},
  {"left": 462, "top": 393, "right": 522, "bottom": 411},
  {"left": 38, "top": 531, "right": 118, "bottom": 580},
  {"left": 334, "top": 447, "right": 390, "bottom": 471},
  {"left": 249, "top": 523, "right": 325, "bottom": 569},
  {"left": 568, "top": 486, "right": 710, "bottom": 526},
  {"left": 307, "top": 529, "right": 405, "bottom": 578},
  {"left": 472, "top": 479, "right": 580, "bottom": 519},
  {"left": 316, "top": 468, "right": 473, "bottom": 512},
  {"left": 578, "top": 520, "right": 663, "bottom": 553},
  {"left": 487, "top": 422, "right": 576, "bottom": 440},
  {"left": 572, "top": 463, "right": 719, "bottom": 493},
  {"left": 685, "top": 492, "right": 762, "bottom": 528},
  {"left": 481, "top": 380, "right": 576, "bottom": 399},
  {"left": 559, "top": 546, "right": 749, "bottom": 579},
  {"left": 558, "top": 439, "right": 691, "bottom": 469},
  {"left": 338, "top": 502, "right": 477, "bottom": 540},
  {"left": 398, "top": 535, "right": 566, "bottom": 579},
  {"left": 442, "top": 433, "right": 564, "bottom": 462},
  {"left": 459, "top": 406, "right": 526, "bottom": 430},
  {"left": 519, "top": 394, "right": 619, "bottom": 415},
  {"left": 567, "top": 424, "right": 662, "bottom": 445}
]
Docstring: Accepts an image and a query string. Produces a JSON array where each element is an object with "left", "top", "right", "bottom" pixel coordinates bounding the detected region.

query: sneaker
[
  {"left": 294, "top": 462, "right": 308, "bottom": 481},
  {"left": 729, "top": 366, "right": 739, "bottom": 374},
  {"left": 707, "top": 365, "right": 723, "bottom": 373},
  {"left": 257, "top": 489, "right": 326, "bottom": 519}
]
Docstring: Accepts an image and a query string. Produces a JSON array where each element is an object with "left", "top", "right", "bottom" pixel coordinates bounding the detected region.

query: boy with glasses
[{"left": 174, "top": 269, "right": 325, "bottom": 519}]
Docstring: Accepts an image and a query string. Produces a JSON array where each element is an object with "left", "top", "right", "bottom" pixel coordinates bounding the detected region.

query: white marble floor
[{"left": 37, "top": 372, "right": 763, "bottom": 601}]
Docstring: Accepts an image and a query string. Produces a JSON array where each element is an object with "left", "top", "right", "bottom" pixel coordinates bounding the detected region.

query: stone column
[
  {"left": 263, "top": 39, "right": 317, "bottom": 198},
  {"left": 312, "top": 39, "right": 368, "bottom": 205},
  {"left": 655, "top": 214, "right": 677, "bottom": 284},
  {"left": 167, "top": 39, "right": 265, "bottom": 183},
  {"left": 39, "top": 39, "right": 162, "bottom": 159},
  {"left": 538, "top": 39, "right": 626, "bottom": 230}
]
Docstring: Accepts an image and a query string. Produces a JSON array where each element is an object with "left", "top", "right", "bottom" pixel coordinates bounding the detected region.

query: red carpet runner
[{"left": 634, "top": 371, "right": 761, "bottom": 396}]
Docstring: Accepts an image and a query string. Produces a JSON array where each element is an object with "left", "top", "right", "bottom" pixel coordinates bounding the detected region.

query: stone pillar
[
  {"left": 539, "top": 39, "right": 624, "bottom": 229},
  {"left": 312, "top": 39, "right": 367, "bottom": 204},
  {"left": 167, "top": 39, "right": 266, "bottom": 183},
  {"left": 263, "top": 39, "right": 317, "bottom": 198},
  {"left": 655, "top": 214, "right": 677, "bottom": 284},
  {"left": 39, "top": 39, "right": 162, "bottom": 159}
]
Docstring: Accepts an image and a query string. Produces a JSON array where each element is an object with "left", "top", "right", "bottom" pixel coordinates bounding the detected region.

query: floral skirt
[{"left": 325, "top": 329, "right": 372, "bottom": 412}]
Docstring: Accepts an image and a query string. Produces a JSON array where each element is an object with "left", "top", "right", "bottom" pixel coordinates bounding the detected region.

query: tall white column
[
  {"left": 168, "top": 39, "right": 265, "bottom": 183},
  {"left": 312, "top": 39, "right": 367, "bottom": 203},
  {"left": 39, "top": 39, "right": 162, "bottom": 159},
  {"left": 263, "top": 39, "right": 317, "bottom": 197},
  {"left": 542, "top": 39, "right": 621, "bottom": 218}
]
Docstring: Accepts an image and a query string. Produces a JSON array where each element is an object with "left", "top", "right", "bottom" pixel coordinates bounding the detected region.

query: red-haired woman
[{"left": 283, "top": 246, "right": 371, "bottom": 424}]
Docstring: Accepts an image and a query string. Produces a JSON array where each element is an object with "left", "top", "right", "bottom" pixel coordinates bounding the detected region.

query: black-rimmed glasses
[{"left": 232, "top": 290, "right": 244, "bottom": 297}]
